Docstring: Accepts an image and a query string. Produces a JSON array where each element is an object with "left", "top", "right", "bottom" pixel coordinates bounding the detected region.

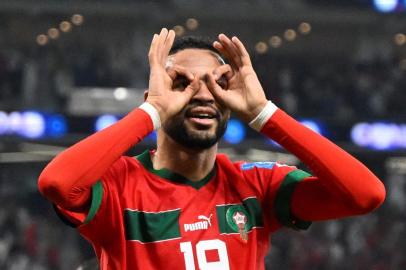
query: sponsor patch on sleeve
[{"left": 241, "top": 162, "right": 278, "bottom": 170}]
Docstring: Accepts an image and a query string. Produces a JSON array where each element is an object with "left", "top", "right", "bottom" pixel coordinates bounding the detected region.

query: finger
[
  {"left": 213, "top": 41, "right": 228, "bottom": 57},
  {"left": 148, "top": 34, "right": 159, "bottom": 66},
  {"left": 213, "top": 41, "right": 234, "bottom": 66},
  {"left": 166, "top": 68, "right": 177, "bottom": 81},
  {"left": 231, "top": 36, "right": 252, "bottom": 66},
  {"left": 183, "top": 75, "right": 200, "bottom": 98},
  {"left": 162, "top": 30, "right": 176, "bottom": 66},
  {"left": 157, "top": 28, "right": 169, "bottom": 63},
  {"left": 213, "top": 64, "right": 234, "bottom": 81},
  {"left": 218, "top": 34, "right": 243, "bottom": 67},
  {"left": 166, "top": 65, "right": 195, "bottom": 81},
  {"left": 206, "top": 72, "right": 227, "bottom": 104},
  {"left": 214, "top": 39, "right": 234, "bottom": 65}
]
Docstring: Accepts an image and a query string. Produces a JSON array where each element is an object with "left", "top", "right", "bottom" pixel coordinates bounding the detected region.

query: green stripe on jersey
[
  {"left": 216, "top": 197, "right": 264, "bottom": 234},
  {"left": 84, "top": 181, "right": 103, "bottom": 225},
  {"left": 275, "top": 170, "right": 312, "bottom": 230},
  {"left": 124, "top": 209, "right": 181, "bottom": 243}
]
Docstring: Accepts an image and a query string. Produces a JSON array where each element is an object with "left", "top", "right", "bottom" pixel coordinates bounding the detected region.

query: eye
[
  {"left": 216, "top": 75, "right": 228, "bottom": 89},
  {"left": 173, "top": 75, "right": 190, "bottom": 90}
]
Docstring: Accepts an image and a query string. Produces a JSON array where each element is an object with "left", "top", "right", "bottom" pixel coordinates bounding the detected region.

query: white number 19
[{"left": 180, "top": 239, "right": 230, "bottom": 270}]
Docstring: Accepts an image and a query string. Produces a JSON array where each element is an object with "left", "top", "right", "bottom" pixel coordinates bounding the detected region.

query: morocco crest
[{"left": 226, "top": 205, "right": 250, "bottom": 243}]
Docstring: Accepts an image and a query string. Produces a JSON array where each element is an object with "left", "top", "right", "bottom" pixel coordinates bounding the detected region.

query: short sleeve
[
  {"left": 54, "top": 157, "right": 126, "bottom": 243},
  {"left": 273, "top": 169, "right": 312, "bottom": 230},
  {"left": 54, "top": 181, "right": 104, "bottom": 227},
  {"left": 240, "top": 161, "right": 312, "bottom": 231}
]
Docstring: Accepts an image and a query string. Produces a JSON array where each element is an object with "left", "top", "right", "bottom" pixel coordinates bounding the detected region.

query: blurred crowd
[
  {"left": 0, "top": 163, "right": 92, "bottom": 270},
  {"left": 0, "top": 196, "right": 81, "bottom": 270},
  {"left": 0, "top": 41, "right": 149, "bottom": 112},
  {"left": 0, "top": 41, "right": 405, "bottom": 122},
  {"left": 268, "top": 207, "right": 406, "bottom": 270}
]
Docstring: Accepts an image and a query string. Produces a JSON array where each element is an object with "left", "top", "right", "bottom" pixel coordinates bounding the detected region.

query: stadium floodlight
[
  {"left": 8, "top": 111, "right": 23, "bottom": 134},
  {"left": 114, "top": 87, "right": 128, "bottom": 100},
  {"left": 95, "top": 114, "right": 119, "bottom": 132},
  {"left": 21, "top": 111, "right": 46, "bottom": 139},
  {"left": 0, "top": 111, "right": 8, "bottom": 135},
  {"left": 373, "top": 0, "right": 398, "bottom": 13},
  {"left": 351, "top": 123, "right": 370, "bottom": 147},
  {"left": 224, "top": 119, "right": 246, "bottom": 144},
  {"left": 46, "top": 114, "right": 68, "bottom": 137},
  {"left": 300, "top": 120, "right": 322, "bottom": 135},
  {"left": 351, "top": 122, "right": 406, "bottom": 150}
]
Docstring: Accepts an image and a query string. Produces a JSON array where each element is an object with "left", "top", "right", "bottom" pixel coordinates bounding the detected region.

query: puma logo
[
  {"left": 197, "top": 214, "right": 212, "bottom": 227},
  {"left": 184, "top": 214, "right": 213, "bottom": 232}
]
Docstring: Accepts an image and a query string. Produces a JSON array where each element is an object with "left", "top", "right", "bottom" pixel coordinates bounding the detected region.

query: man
[{"left": 38, "top": 28, "right": 385, "bottom": 270}]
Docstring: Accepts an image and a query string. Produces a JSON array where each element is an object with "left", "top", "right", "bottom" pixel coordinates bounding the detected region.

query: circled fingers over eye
[
  {"left": 172, "top": 73, "right": 200, "bottom": 92},
  {"left": 166, "top": 65, "right": 195, "bottom": 82},
  {"left": 213, "top": 64, "right": 234, "bottom": 80}
]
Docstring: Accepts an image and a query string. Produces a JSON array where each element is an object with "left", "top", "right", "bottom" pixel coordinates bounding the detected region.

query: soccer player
[{"left": 38, "top": 28, "right": 385, "bottom": 270}]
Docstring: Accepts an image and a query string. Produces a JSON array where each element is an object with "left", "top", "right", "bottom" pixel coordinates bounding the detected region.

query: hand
[
  {"left": 146, "top": 28, "right": 200, "bottom": 123},
  {"left": 207, "top": 34, "right": 268, "bottom": 123}
]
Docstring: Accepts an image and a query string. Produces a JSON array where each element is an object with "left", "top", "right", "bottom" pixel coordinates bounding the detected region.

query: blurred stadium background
[{"left": 1, "top": 0, "right": 406, "bottom": 269}]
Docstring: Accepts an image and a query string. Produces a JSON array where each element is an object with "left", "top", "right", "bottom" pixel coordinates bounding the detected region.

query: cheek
[{"left": 221, "top": 109, "right": 231, "bottom": 121}]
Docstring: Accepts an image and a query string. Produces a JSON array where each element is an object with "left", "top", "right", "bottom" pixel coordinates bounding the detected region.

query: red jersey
[
  {"left": 44, "top": 107, "right": 384, "bottom": 270},
  {"left": 57, "top": 149, "right": 312, "bottom": 270}
]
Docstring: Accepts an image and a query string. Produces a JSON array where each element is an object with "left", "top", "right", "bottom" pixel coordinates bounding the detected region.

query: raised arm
[
  {"left": 37, "top": 108, "right": 155, "bottom": 210},
  {"left": 261, "top": 108, "right": 385, "bottom": 220},
  {"left": 38, "top": 28, "right": 199, "bottom": 211},
  {"left": 207, "top": 34, "right": 385, "bottom": 221}
]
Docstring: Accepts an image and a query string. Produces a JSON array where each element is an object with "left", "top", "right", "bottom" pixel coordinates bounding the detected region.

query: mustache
[{"left": 183, "top": 103, "right": 221, "bottom": 120}]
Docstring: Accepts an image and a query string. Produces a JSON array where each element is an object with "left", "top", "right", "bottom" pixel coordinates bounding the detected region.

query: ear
[{"left": 144, "top": 90, "right": 149, "bottom": 101}]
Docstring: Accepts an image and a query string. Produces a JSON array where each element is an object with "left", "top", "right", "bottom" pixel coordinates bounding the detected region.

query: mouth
[{"left": 185, "top": 107, "right": 219, "bottom": 127}]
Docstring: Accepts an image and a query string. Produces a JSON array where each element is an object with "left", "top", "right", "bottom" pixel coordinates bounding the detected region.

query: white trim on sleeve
[
  {"left": 139, "top": 102, "right": 161, "bottom": 130},
  {"left": 248, "top": 101, "right": 278, "bottom": 131}
]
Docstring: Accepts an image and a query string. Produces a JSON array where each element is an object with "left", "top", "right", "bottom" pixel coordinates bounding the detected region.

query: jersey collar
[{"left": 135, "top": 150, "right": 216, "bottom": 190}]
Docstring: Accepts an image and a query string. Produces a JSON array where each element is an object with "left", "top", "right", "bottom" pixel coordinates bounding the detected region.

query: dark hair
[{"left": 169, "top": 36, "right": 225, "bottom": 61}]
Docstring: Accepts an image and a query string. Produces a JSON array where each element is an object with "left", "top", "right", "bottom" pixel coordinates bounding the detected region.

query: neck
[{"left": 153, "top": 132, "right": 217, "bottom": 182}]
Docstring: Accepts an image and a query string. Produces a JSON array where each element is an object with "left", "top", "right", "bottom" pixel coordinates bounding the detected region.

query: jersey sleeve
[
  {"left": 54, "top": 156, "right": 129, "bottom": 244},
  {"left": 240, "top": 161, "right": 312, "bottom": 232}
]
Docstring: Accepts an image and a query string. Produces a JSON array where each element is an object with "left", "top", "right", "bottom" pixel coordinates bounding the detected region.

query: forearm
[
  {"left": 38, "top": 104, "right": 158, "bottom": 209},
  {"left": 256, "top": 103, "right": 385, "bottom": 215}
]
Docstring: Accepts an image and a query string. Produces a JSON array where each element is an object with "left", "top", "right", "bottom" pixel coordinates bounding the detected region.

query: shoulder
[
  {"left": 219, "top": 153, "right": 290, "bottom": 173},
  {"left": 105, "top": 156, "right": 142, "bottom": 177},
  {"left": 216, "top": 152, "right": 294, "bottom": 180},
  {"left": 101, "top": 155, "right": 147, "bottom": 192},
  {"left": 240, "top": 161, "right": 281, "bottom": 171}
]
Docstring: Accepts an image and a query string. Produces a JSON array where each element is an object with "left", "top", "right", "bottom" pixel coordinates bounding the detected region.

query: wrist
[
  {"left": 248, "top": 101, "right": 278, "bottom": 131},
  {"left": 249, "top": 100, "right": 269, "bottom": 121},
  {"left": 139, "top": 102, "right": 161, "bottom": 130}
]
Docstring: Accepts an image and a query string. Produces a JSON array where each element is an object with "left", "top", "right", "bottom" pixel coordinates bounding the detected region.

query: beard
[{"left": 162, "top": 105, "right": 228, "bottom": 150}]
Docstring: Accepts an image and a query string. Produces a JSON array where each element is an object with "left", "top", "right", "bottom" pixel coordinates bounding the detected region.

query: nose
[{"left": 190, "top": 74, "right": 215, "bottom": 104}]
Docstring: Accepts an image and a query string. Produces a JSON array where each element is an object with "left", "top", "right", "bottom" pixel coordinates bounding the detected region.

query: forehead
[{"left": 169, "top": 49, "right": 223, "bottom": 72}]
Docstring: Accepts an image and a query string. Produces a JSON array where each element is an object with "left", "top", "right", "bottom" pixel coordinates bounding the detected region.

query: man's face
[{"left": 162, "top": 49, "right": 230, "bottom": 150}]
